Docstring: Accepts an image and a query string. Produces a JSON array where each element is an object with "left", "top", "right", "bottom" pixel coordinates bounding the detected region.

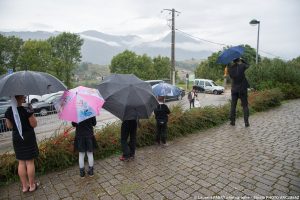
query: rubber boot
[{"left": 79, "top": 168, "right": 85, "bottom": 178}]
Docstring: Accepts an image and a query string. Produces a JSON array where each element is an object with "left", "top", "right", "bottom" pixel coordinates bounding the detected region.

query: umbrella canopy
[
  {"left": 217, "top": 45, "right": 245, "bottom": 65},
  {"left": 152, "top": 82, "right": 181, "bottom": 97},
  {"left": 55, "top": 86, "right": 105, "bottom": 123},
  {"left": 96, "top": 74, "right": 158, "bottom": 120},
  {"left": 0, "top": 71, "right": 67, "bottom": 97}
]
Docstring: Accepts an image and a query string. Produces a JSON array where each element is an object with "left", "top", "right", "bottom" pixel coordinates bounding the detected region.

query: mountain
[{"left": 0, "top": 30, "right": 212, "bottom": 65}]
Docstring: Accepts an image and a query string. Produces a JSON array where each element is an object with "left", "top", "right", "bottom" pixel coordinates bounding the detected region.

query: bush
[
  {"left": 248, "top": 88, "right": 283, "bottom": 112},
  {"left": 247, "top": 57, "right": 300, "bottom": 91},
  {"left": 0, "top": 88, "right": 291, "bottom": 185},
  {"left": 278, "top": 83, "right": 300, "bottom": 99}
]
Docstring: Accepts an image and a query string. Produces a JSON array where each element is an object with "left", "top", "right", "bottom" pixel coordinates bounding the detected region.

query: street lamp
[{"left": 249, "top": 19, "right": 260, "bottom": 64}]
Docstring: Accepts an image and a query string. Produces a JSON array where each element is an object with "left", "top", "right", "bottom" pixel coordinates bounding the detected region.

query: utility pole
[{"left": 162, "top": 8, "right": 180, "bottom": 85}]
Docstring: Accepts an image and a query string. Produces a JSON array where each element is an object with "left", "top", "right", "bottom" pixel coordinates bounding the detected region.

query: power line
[
  {"left": 175, "top": 28, "right": 285, "bottom": 60},
  {"left": 176, "top": 28, "right": 227, "bottom": 46}
]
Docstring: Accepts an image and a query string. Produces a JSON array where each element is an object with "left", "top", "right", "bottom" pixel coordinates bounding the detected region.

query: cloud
[{"left": 0, "top": 0, "right": 299, "bottom": 59}]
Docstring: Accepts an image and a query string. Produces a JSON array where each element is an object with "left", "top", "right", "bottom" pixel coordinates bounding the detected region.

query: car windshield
[
  {"left": 211, "top": 81, "right": 218, "bottom": 86},
  {"left": 44, "top": 94, "right": 61, "bottom": 103}
]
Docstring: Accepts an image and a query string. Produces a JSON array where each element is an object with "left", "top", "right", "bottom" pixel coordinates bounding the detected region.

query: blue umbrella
[
  {"left": 152, "top": 82, "right": 181, "bottom": 97},
  {"left": 217, "top": 45, "right": 245, "bottom": 65}
]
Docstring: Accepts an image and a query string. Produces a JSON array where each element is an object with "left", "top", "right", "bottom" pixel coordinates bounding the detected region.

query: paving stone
[
  {"left": 3, "top": 100, "right": 300, "bottom": 200},
  {"left": 174, "top": 190, "right": 190, "bottom": 199}
]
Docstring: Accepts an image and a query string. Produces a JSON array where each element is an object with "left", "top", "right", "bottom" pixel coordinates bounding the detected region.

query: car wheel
[
  {"left": 39, "top": 108, "right": 48, "bottom": 116},
  {"left": 31, "top": 99, "right": 38, "bottom": 104},
  {"left": 213, "top": 90, "right": 218, "bottom": 95}
]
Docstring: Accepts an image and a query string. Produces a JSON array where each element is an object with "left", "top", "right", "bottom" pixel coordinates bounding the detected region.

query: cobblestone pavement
[{"left": 1, "top": 100, "right": 300, "bottom": 199}]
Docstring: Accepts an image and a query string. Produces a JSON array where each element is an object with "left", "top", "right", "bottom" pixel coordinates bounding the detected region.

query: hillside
[{"left": 1, "top": 30, "right": 212, "bottom": 65}]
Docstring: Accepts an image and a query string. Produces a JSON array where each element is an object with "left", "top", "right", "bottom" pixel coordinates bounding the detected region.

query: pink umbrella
[{"left": 55, "top": 86, "right": 105, "bottom": 123}]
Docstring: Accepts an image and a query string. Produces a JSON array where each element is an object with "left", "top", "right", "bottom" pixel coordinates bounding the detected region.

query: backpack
[{"left": 187, "top": 92, "right": 192, "bottom": 100}]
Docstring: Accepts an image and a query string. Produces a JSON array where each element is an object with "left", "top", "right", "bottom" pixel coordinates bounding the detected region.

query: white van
[{"left": 194, "top": 79, "right": 224, "bottom": 95}]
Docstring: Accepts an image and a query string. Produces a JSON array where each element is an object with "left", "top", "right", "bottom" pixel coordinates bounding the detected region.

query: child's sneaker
[
  {"left": 119, "top": 156, "right": 129, "bottom": 161},
  {"left": 87, "top": 166, "right": 94, "bottom": 177},
  {"left": 79, "top": 168, "right": 85, "bottom": 178}
]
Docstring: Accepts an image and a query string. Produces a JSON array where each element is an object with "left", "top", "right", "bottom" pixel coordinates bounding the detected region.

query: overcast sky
[{"left": 0, "top": 0, "right": 299, "bottom": 60}]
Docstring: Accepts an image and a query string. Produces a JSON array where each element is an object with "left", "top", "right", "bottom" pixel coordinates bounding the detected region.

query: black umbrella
[
  {"left": 0, "top": 71, "right": 67, "bottom": 97},
  {"left": 96, "top": 74, "right": 158, "bottom": 120}
]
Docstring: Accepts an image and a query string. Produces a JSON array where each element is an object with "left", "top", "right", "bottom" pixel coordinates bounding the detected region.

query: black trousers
[
  {"left": 121, "top": 120, "right": 137, "bottom": 158},
  {"left": 230, "top": 91, "right": 249, "bottom": 123},
  {"left": 156, "top": 122, "right": 167, "bottom": 144}
]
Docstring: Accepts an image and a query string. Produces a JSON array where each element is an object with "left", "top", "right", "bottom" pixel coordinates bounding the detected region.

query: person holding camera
[{"left": 228, "top": 58, "right": 250, "bottom": 127}]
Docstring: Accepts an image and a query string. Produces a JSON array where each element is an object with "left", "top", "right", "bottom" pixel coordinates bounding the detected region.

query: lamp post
[{"left": 249, "top": 19, "right": 260, "bottom": 64}]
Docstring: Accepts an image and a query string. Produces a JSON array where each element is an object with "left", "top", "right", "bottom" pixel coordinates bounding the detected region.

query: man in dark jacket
[
  {"left": 228, "top": 58, "right": 250, "bottom": 127},
  {"left": 154, "top": 96, "right": 171, "bottom": 146}
]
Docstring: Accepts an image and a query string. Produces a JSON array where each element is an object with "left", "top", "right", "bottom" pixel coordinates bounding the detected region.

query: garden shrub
[
  {"left": 248, "top": 88, "right": 283, "bottom": 112},
  {"left": 278, "top": 83, "right": 300, "bottom": 99},
  {"left": 0, "top": 88, "right": 292, "bottom": 185}
]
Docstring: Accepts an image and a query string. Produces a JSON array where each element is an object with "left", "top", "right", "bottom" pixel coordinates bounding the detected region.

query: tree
[
  {"left": 195, "top": 44, "right": 257, "bottom": 81},
  {"left": 0, "top": 34, "right": 23, "bottom": 74},
  {"left": 48, "top": 32, "right": 83, "bottom": 88},
  {"left": 17, "top": 40, "right": 51, "bottom": 71},
  {"left": 135, "top": 54, "right": 154, "bottom": 80},
  {"left": 153, "top": 56, "right": 170, "bottom": 80},
  {"left": 110, "top": 50, "right": 138, "bottom": 74},
  {"left": 110, "top": 51, "right": 171, "bottom": 80}
]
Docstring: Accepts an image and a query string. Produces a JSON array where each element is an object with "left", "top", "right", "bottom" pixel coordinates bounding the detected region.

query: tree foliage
[
  {"left": 195, "top": 45, "right": 257, "bottom": 81},
  {"left": 247, "top": 56, "right": 300, "bottom": 90},
  {"left": 0, "top": 34, "right": 23, "bottom": 74},
  {"left": 17, "top": 40, "right": 51, "bottom": 71},
  {"left": 110, "top": 50, "right": 170, "bottom": 80},
  {"left": 153, "top": 56, "right": 170, "bottom": 80},
  {"left": 48, "top": 32, "right": 83, "bottom": 88},
  {"left": 0, "top": 33, "right": 83, "bottom": 88}
]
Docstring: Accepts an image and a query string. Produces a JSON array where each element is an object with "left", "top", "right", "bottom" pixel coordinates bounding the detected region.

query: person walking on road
[
  {"left": 119, "top": 119, "right": 138, "bottom": 161},
  {"left": 228, "top": 58, "right": 250, "bottom": 127},
  {"left": 188, "top": 89, "right": 197, "bottom": 109},
  {"left": 5, "top": 95, "right": 39, "bottom": 193},
  {"left": 72, "top": 116, "right": 97, "bottom": 178},
  {"left": 154, "top": 96, "right": 171, "bottom": 146}
]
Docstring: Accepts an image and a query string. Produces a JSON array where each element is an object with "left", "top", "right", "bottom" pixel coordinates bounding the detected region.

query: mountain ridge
[{"left": 0, "top": 30, "right": 212, "bottom": 65}]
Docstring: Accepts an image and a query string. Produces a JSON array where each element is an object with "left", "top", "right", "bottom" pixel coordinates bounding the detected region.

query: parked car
[
  {"left": 0, "top": 96, "right": 11, "bottom": 106},
  {"left": 0, "top": 104, "right": 10, "bottom": 133},
  {"left": 27, "top": 91, "right": 64, "bottom": 104},
  {"left": 31, "top": 93, "right": 62, "bottom": 116},
  {"left": 192, "top": 85, "right": 205, "bottom": 93},
  {"left": 194, "top": 79, "right": 224, "bottom": 95},
  {"left": 164, "top": 86, "right": 185, "bottom": 102},
  {"left": 145, "top": 80, "right": 164, "bottom": 86}
]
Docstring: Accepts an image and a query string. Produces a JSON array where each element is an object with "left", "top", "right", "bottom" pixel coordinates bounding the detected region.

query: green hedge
[{"left": 0, "top": 88, "right": 293, "bottom": 185}]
